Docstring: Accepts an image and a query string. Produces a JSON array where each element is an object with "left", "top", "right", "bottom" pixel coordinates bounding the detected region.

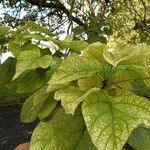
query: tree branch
[{"left": 26, "top": 0, "right": 85, "bottom": 26}]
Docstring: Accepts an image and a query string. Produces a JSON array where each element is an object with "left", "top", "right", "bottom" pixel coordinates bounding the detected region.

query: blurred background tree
[{"left": 0, "top": 0, "right": 149, "bottom": 43}]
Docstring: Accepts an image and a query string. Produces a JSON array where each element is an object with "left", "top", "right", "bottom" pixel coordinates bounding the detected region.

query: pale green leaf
[
  {"left": 113, "top": 71, "right": 133, "bottom": 90},
  {"left": 30, "top": 109, "right": 96, "bottom": 150},
  {"left": 48, "top": 53, "right": 102, "bottom": 85},
  {"left": 13, "top": 50, "right": 52, "bottom": 80},
  {"left": 103, "top": 44, "right": 150, "bottom": 66},
  {"left": 128, "top": 126, "right": 150, "bottom": 150},
  {"left": 20, "top": 21, "right": 54, "bottom": 36},
  {"left": 82, "top": 89, "right": 150, "bottom": 150},
  {"left": 38, "top": 93, "right": 57, "bottom": 120},
  {"left": 53, "top": 39, "right": 89, "bottom": 52},
  {"left": 8, "top": 42, "right": 39, "bottom": 57},
  {"left": 21, "top": 87, "right": 48, "bottom": 122},
  {"left": 83, "top": 42, "right": 106, "bottom": 63},
  {"left": 47, "top": 83, "right": 69, "bottom": 92},
  {"left": 69, "top": 40, "right": 89, "bottom": 52},
  {"left": 78, "top": 75, "right": 102, "bottom": 91},
  {"left": 54, "top": 86, "right": 84, "bottom": 114}
]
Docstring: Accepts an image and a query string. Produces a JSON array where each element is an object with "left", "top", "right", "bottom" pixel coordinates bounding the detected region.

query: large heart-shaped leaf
[
  {"left": 54, "top": 86, "right": 84, "bottom": 114},
  {"left": 30, "top": 109, "right": 96, "bottom": 150},
  {"left": 48, "top": 53, "right": 102, "bottom": 86},
  {"left": 82, "top": 89, "right": 150, "bottom": 150},
  {"left": 13, "top": 49, "right": 52, "bottom": 80}
]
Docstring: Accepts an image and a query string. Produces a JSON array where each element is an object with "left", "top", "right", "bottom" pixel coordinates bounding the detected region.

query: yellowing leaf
[
  {"left": 83, "top": 42, "right": 106, "bottom": 63},
  {"left": 82, "top": 89, "right": 150, "bottom": 150},
  {"left": 103, "top": 44, "right": 150, "bottom": 66},
  {"left": 38, "top": 93, "right": 57, "bottom": 120},
  {"left": 30, "top": 109, "right": 96, "bottom": 150},
  {"left": 78, "top": 75, "right": 102, "bottom": 91},
  {"left": 48, "top": 53, "right": 102, "bottom": 86},
  {"left": 21, "top": 87, "right": 55, "bottom": 122},
  {"left": 13, "top": 50, "right": 52, "bottom": 80},
  {"left": 114, "top": 71, "right": 133, "bottom": 90},
  {"left": 54, "top": 86, "right": 84, "bottom": 114}
]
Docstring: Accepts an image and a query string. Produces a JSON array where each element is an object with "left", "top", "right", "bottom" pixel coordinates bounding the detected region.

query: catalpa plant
[{"left": 0, "top": 22, "right": 150, "bottom": 150}]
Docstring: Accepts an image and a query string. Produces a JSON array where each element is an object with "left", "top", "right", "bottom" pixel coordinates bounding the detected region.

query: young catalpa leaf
[
  {"left": 128, "top": 126, "right": 150, "bottom": 150},
  {"left": 82, "top": 89, "right": 150, "bottom": 150},
  {"left": 13, "top": 49, "right": 52, "bottom": 80},
  {"left": 83, "top": 42, "right": 106, "bottom": 64},
  {"left": 54, "top": 86, "right": 84, "bottom": 114},
  {"left": 30, "top": 109, "right": 97, "bottom": 150},
  {"left": 48, "top": 53, "right": 102, "bottom": 86},
  {"left": 21, "top": 86, "right": 50, "bottom": 122},
  {"left": 78, "top": 75, "right": 102, "bottom": 91}
]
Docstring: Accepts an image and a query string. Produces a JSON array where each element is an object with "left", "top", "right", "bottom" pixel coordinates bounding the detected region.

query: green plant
[{"left": 1, "top": 22, "right": 150, "bottom": 150}]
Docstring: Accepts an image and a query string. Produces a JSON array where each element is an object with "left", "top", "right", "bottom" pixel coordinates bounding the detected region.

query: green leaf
[
  {"left": 20, "top": 21, "right": 54, "bottom": 36},
  {"left": 73, "top": 26, "right": 84, "bottom": 35},
  {"left": 83, "top": 42, "right": 106, "bottom": 64},
  {"left": 0, "top": 57, "right": 16, "bottom": 84},
  {"left": 47, "top": 83, "right": 69, "bottom": 92},
  {"left": 128, "top": 126, "right": 150, "bottom": 150},
  {"left": 13, "top": 49, "right": 52, "bottom": 80},
  {"left": 0, "top": 26, "right": 10, "bottom": 35},
  {"left": 54, "top": 39, "right": 89, "bottom": 52},
  {"left": 82, "top": 89, "right": 150, "bottom": 150},
  {"left": 30, "top": 109, "right": 96, "bottom": 150},
  {"left": 48, "top": 53, "right": 102, "bottom": 86},
  {"left": 21, "top": 87, "right": 49, "bottom": 122},
  {"left": 78, "top": 75, "right": 102, "bottom": 91},
  {"left": 113, "top": 71, "right": 133, "bottom": 90},
  {"left": 69, "top": 40, "right": 89, "bottom": 52},
  {"left": 0, "top": 84, "right": 15, "bottom": 97},
  {"left": 8, "top": 42, "right": 39, "bottom": 57},
  {"left": 54, "top": 86, "right": 84, "bottom": 114},
  {"left": 16, "top": 70, "right": 46, "bottom": 93},
  {"left": 38, "top": 93, "right": 57, "bottom": 120},
  {"left": 45, "top": 57, "right": 62, "bottom": 81}
]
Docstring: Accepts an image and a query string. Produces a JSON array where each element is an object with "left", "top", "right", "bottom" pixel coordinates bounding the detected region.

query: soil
[{"left": 0, "top": 104, "right": 38, "bottom": 150}]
